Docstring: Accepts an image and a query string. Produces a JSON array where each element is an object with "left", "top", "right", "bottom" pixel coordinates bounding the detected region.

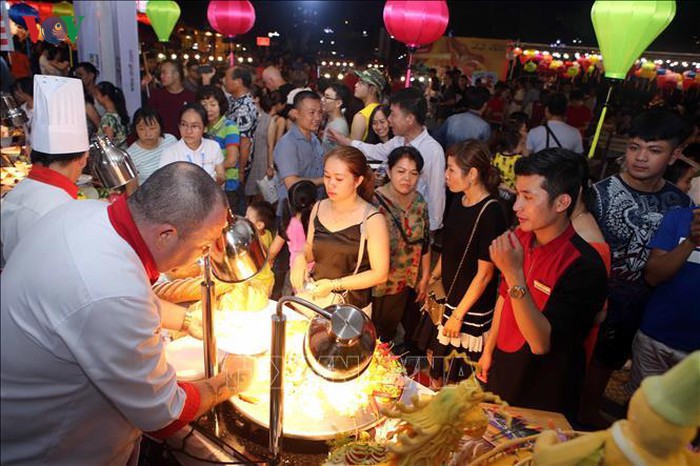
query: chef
[
  {"left": 1, "top": 75, "right": 89, "bottom": 263},
  {"left": 0, "top": 162, "right": 254, "bottom": 465}
]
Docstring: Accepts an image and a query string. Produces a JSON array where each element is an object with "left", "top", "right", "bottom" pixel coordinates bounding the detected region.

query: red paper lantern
[
  {"left": 513, "top": 47, "right": 523, "bottom": 56},
  {"left": 137, "top": 12, "right": 151, "bottom": 26},
  {"left": 207, "top": 0, "right": 256, "bottom": 38},
  {"left": 383, "top": 0, "right": 449, "bottom": 48}
]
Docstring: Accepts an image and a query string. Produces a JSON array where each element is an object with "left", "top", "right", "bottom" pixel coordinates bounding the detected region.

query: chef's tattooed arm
[{"left": 189, "top": 355, "right": 256, "bottom": 418}]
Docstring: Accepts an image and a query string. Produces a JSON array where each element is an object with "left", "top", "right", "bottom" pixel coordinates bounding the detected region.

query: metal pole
[
  {"left": 202, "top": 255, "right": 218, "bottom": 378},
  {"left": 269, "top": 301, "right": 287, "bottom": 464},
  {"left": 405, "top": 47, "right": 416, "bottom": 88},
  {"left": 268, "top": 296, "right": 330, "bottom": 463}
]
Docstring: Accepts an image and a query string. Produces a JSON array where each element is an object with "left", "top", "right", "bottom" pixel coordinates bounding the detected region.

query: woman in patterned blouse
[
  {"left": 371, "top": 146, "right": 430, "bottom": 343},
  {"left": 95, "top": 81, "right": 129, "bottom": 149}
]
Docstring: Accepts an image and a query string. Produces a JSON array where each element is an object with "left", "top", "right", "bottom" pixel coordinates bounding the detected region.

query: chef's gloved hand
[{"left": 221, "top": 354, "right": 256, "bottom": 394}]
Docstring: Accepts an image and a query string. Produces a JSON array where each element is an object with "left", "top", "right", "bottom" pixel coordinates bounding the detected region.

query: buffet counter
[{"left": 162, "top": 299, "right": 572, "bottom": 465}]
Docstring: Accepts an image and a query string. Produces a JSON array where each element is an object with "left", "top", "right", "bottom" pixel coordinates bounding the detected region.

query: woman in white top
[
  {"left": 159, "top": 103, "right": 225, "bottom": 184},
  {"left": 125, "top": 107, "right": 176, "bottom": 194}
]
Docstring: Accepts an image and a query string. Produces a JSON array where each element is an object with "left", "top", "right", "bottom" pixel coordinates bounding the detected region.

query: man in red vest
[{"left": 478, "top": 148, "right": 607, "bottom": 420}]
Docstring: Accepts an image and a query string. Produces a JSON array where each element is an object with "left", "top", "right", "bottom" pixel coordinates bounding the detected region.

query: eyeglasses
[
  {"left": 179, "top": 122, "right": 203, "bottom": 131},
  {"left": 322, "top": 94, "right": 339, "bottom": 101}
]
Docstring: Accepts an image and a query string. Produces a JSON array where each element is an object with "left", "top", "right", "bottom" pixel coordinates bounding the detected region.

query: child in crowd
[
  {"left": 245, "top": 200, "right": 277, "bottom": 296},
  {"left": 125, "top": 107, "right": 176, "bottom": 195},
  {"left": 267, "top": 180, "right": 318, "bottom": 278}
]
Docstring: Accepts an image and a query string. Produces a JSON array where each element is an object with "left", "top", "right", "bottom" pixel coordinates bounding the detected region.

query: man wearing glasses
[{"left": 321, "top": 83, "right": 350, "bottom": 154}]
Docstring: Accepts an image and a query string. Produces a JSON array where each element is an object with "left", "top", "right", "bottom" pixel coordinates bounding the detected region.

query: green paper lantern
[
  {"left": 523, "top": 61, "right": 537, "bottom": 73},
  {"left": 591, "top": 0, "right": 676, "bottom": 80},
  {"left": 146, "top": 0, "right": 181, "bottom": 42}
]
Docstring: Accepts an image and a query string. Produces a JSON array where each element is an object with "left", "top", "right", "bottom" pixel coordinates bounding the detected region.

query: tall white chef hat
[{"left": 32, "top": 75, "right": 89, "bottom": 154}]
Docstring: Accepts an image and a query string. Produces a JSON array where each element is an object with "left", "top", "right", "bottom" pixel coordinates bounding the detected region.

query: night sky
[{"left": 179, "top": 1, "right": 699, "bottom": 55}]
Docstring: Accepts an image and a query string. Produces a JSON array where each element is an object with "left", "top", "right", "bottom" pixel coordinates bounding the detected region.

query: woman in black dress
[{"left": 429, "top": 140, "right": 507, "bottom": 386}]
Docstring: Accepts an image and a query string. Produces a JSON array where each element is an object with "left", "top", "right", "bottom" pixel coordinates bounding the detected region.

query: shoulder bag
[{"left": 422, "top": 199, "right": 497, "bottom": 325}]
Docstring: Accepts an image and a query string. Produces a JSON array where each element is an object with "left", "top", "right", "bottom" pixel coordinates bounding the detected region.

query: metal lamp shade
[
  {"left": 0, "top": 92, "right": 28, "bottom": 127},
  {"left": 88, "top": 134, "right": 137, "bottom": 188},
  {"left": 303, "top": 303, "right": 377, "bottom": 382},
  {"left": 209, "top": 214, "right": 267, "bottom": 283}
]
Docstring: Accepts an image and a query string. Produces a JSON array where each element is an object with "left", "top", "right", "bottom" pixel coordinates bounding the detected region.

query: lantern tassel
[
  {"left": 405, "top": 46, "right": 416, "bottom": 89},
  {"left": 587, "top": 84, "right": 614, "bottom": 159},
  {"left": 229, "top": 38, "right": 234, "bottom": 67}
]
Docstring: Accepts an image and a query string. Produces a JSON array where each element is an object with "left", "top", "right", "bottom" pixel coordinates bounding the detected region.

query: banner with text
[{"left": 416, "top": 36, "right": 509, "bottom": 83}]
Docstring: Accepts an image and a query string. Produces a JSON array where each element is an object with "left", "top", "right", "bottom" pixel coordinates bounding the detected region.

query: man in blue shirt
[
  {"left": 625, "top": 207, "right": 700, "bottom": 394},
  {"left": 433, "top": 87, "right": 491, "bottom": 150},
  {"left": 273, "top": 90, "right": 325, "bottom": 216}
]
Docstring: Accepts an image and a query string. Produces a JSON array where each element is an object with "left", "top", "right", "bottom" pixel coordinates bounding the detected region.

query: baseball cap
[{"left": 353, "top": 68, "right": 387, "bottom": 92}]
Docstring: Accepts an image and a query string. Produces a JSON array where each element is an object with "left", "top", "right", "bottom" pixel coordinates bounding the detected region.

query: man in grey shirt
[
  {"left": 525, "top": 93, "right": 583, "bottom": 155},
  {"left": 273, "top": 91, "right": 325, "bottom": 216}
]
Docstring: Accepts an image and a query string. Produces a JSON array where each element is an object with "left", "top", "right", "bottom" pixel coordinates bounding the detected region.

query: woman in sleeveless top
[{"left": 291, "top": 146, "right": 389, "bottom": 313}]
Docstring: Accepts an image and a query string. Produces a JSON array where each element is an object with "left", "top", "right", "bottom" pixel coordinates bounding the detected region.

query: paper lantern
[
  {"left": 566, "top": 66, "right": 581, "bottom": 78},
  {"left": 591, "top": 0, "right": 676, "bottom": 80},
  {"left": 513, "top": 47, "right": 523, "bottom": 56},
  {"left": 681, "top": 78, "right": 695, "bottom": 91},
  {"left": 52, "top": 1, "right": 74, "bottom": 17},
  {"left": 549, "top": 60, "right": 564, "bottom": 70},
  {"left": 523, "top": 61, "right": 537, "bottom": 73},
  {"left": 137, "top": 12, "right": 151, "bottom": 26},
  {"left": 207, "top": 1, "right": 256, "bottom": 38},
  {"left": 641, "top": 61, "right": 656, "bottom": 71},
  {"left": 640, "top": 68, "right": 657, "bottom": 79},
  {"left": 146, "top": 0, "right": 181, "bottom": 42},
  {"left": 383, "top": 0, "right": 449, "bottom": 48},
  {"left": 8, "top": 2, "right": 38, "bottom": 29}
]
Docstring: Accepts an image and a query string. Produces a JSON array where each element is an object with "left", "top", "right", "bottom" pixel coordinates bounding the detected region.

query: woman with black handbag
[{"left": 428, "top": 140, "right": 508, "bottom": 387}]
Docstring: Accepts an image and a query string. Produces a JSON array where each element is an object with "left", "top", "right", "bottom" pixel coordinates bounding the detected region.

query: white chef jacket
[
  {"left": 0, "top": 200, "right": 187, "bottom": 465},
  {"left": 351, "top": 127, "right": 445, "bottom": 230},
  {"left": 1, "top": 177, "right": 73, "bottom": 263}
]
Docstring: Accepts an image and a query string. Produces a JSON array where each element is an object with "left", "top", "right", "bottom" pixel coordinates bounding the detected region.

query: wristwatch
[{"left": 508, "top": 284, "right": 528, "bottom": 300}]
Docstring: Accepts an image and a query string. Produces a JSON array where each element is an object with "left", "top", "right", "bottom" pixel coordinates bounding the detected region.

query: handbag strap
[
  {"left": 545, "top": 123, "right": 563, "bottom": 149},
  {"left": 352, "top": 203, "right": 372, "bottom": 275},
  {"left": 444, "top": 199, "right": 497, "bottom": 301},
  {"left": 374, "top": 191, "right": 422, "bottom": 245}
]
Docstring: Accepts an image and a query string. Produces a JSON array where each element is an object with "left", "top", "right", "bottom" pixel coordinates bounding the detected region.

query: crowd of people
[{"left": 2, "top": 40, "right": 699, "bottom": 463}]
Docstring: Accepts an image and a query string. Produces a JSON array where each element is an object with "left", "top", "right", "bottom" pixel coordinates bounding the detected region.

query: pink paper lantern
[
  {"left": 383, "top": 0, "right": 449, "bottom": 48},
  {"left": 207, "top": 0, "right": 255, "bottom": 38}
]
